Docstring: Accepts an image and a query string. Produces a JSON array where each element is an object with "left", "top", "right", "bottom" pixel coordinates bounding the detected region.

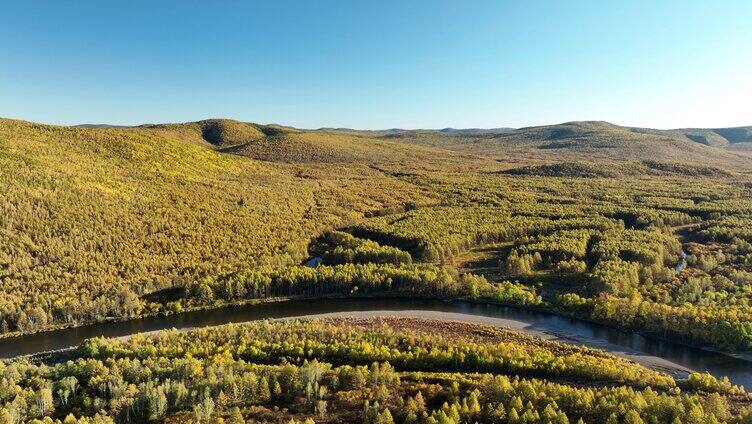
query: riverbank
[
  {"left": 108, "top": 309, "right": 693, "bottom": 377},
  {"left": 6, "top": 297, "right": 751, "bottom": 388},
  {"left": 5, "top": 291, "right": 751, "bottom": 367},
  {"left": 4, "top": 293, "right": 752, "bottom": 363},
  {"left": 287, "top": 311, "right": 694, "bottom": 378},
  {"left": 29, "top": 312, "right": 691, "bottom": 381}
]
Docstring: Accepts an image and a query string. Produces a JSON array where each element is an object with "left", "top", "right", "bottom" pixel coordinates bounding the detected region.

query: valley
[{"left": 2, "top": 118, "right": 752, "bottom": 423}]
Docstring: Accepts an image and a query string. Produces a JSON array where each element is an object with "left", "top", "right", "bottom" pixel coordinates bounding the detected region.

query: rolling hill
[
  {"left": 386, "top": 121, "right": 752, "bottom": 171},
  {"left": 651, "top": 126, "right": 752, "bottom": 149},
  {"left": 73, "top": 119, "right": 752, "bottom": 170},
  {"left": 2, "top": 115, "right": 752, "bottom": 344},
  {"left": 137, "top": 119, "right": 491, "bottom": 170},
  {"left": 0, "top": 117, "right": 463, "bottom": 335}
]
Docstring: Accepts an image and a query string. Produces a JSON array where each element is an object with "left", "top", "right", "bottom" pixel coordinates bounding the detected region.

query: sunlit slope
[
  {"left": 0, "top": 118, "right": 434, "bottom": 323},
  {"left": 144, "top": 119, "right": 280, "bottom": 148},
  {"left": 658, "top": 126, "right": 752, "bottom": 150},
  {"left": 144, "top": 119, "right": 488, "bottom": 169},
  {"left": 391, "top": 121, "right": 752, "bottom": 170}
]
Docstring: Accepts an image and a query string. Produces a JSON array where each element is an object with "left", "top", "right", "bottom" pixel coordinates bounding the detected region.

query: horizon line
[{"left": 2, "top": 115, "right": 751, "bottom": 132}]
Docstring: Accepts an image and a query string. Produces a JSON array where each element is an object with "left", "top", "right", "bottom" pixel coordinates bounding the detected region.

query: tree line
[{"left": 0, "top": 318, "right": 746, "bottom": 423}]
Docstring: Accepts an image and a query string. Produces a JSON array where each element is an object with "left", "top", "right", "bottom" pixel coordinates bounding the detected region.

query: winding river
[{"left": 1, "top": 298, "right": 750, "bottom": 388}]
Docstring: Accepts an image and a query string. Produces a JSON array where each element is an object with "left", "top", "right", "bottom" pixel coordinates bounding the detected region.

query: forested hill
[
  {"left": 379, "top": 121, "right": 752, "bottom": 170},
  {"left": 137, "top": 119, "right": 491, "bottom": 167},
  {"left": 2, "top": 116, "right": 752, "bottom": 341},
  {"left": 71, "top": 118, "right": 752, "bottom": 170},
  {"left": 0, "top": 117, "right": 458, "bottom": 334},
  {"left": 641, "top": 126, "right": 752, "bottom": 149}
]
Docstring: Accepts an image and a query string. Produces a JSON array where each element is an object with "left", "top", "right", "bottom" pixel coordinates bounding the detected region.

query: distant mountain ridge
[
  {"left": 63, "top": 118, "right": 752, "bottom": 170},
  {"left": 75, "top": 120, "right": 751, "bottom": 143},
  {"left": 74, "top": 123, "right": 135, "bottom": 129},
  {"left": 646, "top": 126, "right": 752, "bottom": 149},
  {"left": 381, "top": 120, "right": 752, "bottom": 170}
]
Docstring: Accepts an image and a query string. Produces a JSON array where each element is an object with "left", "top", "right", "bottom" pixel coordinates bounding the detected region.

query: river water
[{"left": 1, "top": 298, "right": 749, "bottom": 388}]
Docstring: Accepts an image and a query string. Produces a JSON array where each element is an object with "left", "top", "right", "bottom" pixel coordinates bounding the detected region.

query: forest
[
  {"left": 2, "top": 119, "right": 752, "bottom": 351},
  {"left": 5, "top": 0, "right": 752, "bottom": 421},
  {"left": 0, "top": 318, "right": 749, "bottom": 424},
  {"left": 2, "top": 117, "right": 752, "bottom": 422}
]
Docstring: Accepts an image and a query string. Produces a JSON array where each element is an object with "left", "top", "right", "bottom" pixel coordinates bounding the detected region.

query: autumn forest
[{"left": 2, "top": 118, "right": 752, "bottom": 423}]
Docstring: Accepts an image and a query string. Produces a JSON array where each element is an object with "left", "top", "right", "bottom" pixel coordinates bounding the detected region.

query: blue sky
[{"left": 1, "top": 0, "right": 750, "bottom": 129}]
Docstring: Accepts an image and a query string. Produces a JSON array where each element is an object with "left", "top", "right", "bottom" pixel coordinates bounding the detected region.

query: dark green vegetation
[
  {"left": 502, "top": 160, "right": 733, "bottom": 178},
  {"left": 3, "top": 117, "right": 752, "bottom": 421},
  {"left": 1, "top": 318, "right": 750, "bottom": 423}
]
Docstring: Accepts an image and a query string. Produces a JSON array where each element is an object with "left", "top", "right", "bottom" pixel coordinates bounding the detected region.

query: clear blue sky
[{"left": 1, "top": 1, "right": 750, "bottom": 129}]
